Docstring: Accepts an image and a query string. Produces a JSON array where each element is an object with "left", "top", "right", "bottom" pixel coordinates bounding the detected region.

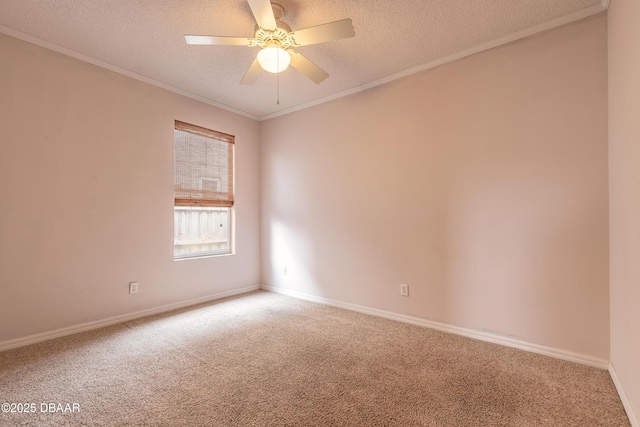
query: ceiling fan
[{"left": 185, "top": 0, "right": 355, "bottom": 84}]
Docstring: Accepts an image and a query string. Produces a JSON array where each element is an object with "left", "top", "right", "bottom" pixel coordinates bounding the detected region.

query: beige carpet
[{"left": 0, "top": 291, "right": 630, "bottom": 426}]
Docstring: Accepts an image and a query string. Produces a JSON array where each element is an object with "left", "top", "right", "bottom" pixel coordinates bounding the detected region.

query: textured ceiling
[{"left": 0, "top": 0, "right": 606, "bottom": 119}]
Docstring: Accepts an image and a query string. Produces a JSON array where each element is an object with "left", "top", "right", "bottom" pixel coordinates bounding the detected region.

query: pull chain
[{"left": 276, "top": 47, "right": 280, "bottom": 105}]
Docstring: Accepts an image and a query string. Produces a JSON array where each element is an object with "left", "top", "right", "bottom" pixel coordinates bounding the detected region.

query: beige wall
[
  {"left": 261, "top": 16, "right": 609, "bottom": 359},
  {"left": 0, "top": 33, "right": 261, "bottom": 342},
  {"left": 609, "top": 0, "right": 640, "bottom": 422}
]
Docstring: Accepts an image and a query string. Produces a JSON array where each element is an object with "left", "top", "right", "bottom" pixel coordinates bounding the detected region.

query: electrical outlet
[
  {"left": 129, "top": 281, "right": 139, "bottom": 294},
  {"left": 282, "top": 266, "right": 287, "bottom": 275},
  {"left": 400, "top": 284, "right": 409, "bottom": 297}
]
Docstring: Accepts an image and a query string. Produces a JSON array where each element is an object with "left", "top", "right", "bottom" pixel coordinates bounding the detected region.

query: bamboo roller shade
[{"left": 174, "top": 120, "right": 234, "bottom": 208}]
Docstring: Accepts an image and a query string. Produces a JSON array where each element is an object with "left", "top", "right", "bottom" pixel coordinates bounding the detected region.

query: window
[{"left": 173, "top": 120, "right": 234, "bottom": 259}]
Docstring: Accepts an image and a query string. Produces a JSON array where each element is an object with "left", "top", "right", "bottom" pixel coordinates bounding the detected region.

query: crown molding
[
  {"left": 1, "top": 0, "right": 608, "bottom": 123},
  {"left": 0, "top": 25, "right": 259, "bottom": 121},
  {"left": 260, "top": 2, "right": 608, "bottom": 121}
]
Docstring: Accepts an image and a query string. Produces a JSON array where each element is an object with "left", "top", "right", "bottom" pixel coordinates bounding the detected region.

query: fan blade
[
  {"left": 240, "top": 58, "right": 263, "bottom": 85},
  {"left": 288, "top": 50, "right": 329, "bottom": 84},
  {"left": 247, "top": 0, "right": 277, "bottom": 31},
  {"left": 185, "top": 35, "right": 253, "bottom": 46},
  {"left": 290, "top": 18, "right": 355, "bottom": 46}
]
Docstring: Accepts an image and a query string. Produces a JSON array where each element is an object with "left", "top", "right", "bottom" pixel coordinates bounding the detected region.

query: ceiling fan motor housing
[
  {"left": 254, "top": 26, "right": 295, "bottom": 49},
  {"left": 254, "top": 3, "right": 294, "bottom": 49}
]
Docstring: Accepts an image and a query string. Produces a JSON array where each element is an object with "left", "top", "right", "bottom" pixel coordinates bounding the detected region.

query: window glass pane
[{"left": 173, "top": 207, "right": 231, "bottom": 258}]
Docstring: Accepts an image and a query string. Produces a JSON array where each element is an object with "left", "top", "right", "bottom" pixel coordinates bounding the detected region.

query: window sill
[{"left": 173, "top": 252, "right": 234, "bottom": 262}]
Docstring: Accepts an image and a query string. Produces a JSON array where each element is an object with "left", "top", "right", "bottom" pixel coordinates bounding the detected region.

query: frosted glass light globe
[{"left": 257, "top": 46, "right": 291, "bottom": 73}]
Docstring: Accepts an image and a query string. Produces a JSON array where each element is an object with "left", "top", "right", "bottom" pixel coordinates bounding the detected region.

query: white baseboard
[
  {"left": 609, "top": 363, "right": 640, "bottom": 427},
  {"left": 261, "top": 285, "right": 609, "bottom": 369},
  {"left": 0, "top": 285, "right": 260, "bottom": 353}
]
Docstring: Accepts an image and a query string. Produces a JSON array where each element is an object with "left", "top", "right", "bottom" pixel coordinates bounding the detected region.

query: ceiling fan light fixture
[{"left": 257, "top": 46, "right": 291, "bottom": 73}]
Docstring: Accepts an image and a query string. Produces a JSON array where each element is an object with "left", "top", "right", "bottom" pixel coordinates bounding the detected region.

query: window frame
[{"left": 173, "top": 120, "right": 235, "bottom": 260}]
